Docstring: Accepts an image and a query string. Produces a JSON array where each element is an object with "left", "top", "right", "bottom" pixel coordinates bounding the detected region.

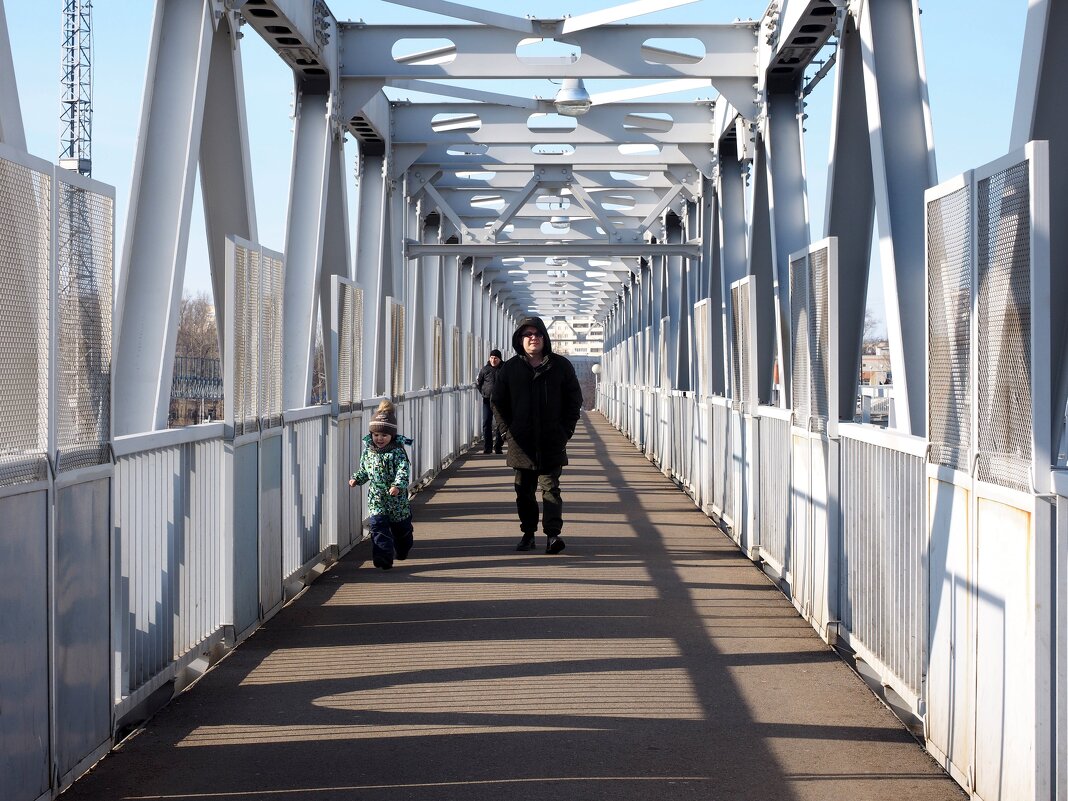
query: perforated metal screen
[
  {"left": 926, "top": 185, "right": 972, "bottom": 472},
  {"left": 233, "top": 243, "right": 258, "bottom": 435},
  {"left": 261, "top": 251, "right": 284, "bottom": 425},
  {"left": 337, "top": 282, "right": 365, "bottom": 411},
  {"left": 451, "top": 326, "right": 461, "bottom": 386},
  {"left": 338, "top": 284, "right": 354, "bottom": 411},
  {"left": 809, "top": 246, "right": 830, "bottom": 432},
  {"left": 977, "top": 161, "right": 1032, "bottom": 492},
  {"left": 789, "top": 245, "right": 831, "bottom": 432},
  {"left": 693, "top": 300, "right": 710, "bottom": 397},
  {"left": 230, "top": 240, "right": 284, "bottom": 433},
  {"left": 790, "top": 252, "right": 811, "bottom": 426},
  {"left": 432, "top": 317, "right": 444, "bottom": 389},
  {"left": 389, "top": 300, "right": 406, "bottom": 397},
  {"left": 729, "top": 281, "right": 752, "bottom": 409},
  {"left": 0, "top": 156, "right": 51, "bottom": 485},
  {"left": 55, "top": 179, "right": 113, "bottom": 472}
]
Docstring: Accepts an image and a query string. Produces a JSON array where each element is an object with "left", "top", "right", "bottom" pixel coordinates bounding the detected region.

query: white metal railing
[
  {"left": 837, "top": 423, "right": 928, "bottom": 710},
  {"left": 112, "top": 424, "right": 227, "bottom": 711},
  {"left": 597, "top": 372, "right": 1065, "bottom": 801}
]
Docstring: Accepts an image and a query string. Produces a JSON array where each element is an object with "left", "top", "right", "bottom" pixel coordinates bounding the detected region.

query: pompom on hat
[{"left": 369, "top": 398, "right": 398, "bottom": 435}]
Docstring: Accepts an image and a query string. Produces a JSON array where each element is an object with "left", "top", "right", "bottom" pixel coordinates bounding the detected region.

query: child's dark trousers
[{"left": 369, "top": 514, "right": 414, "bottom": 569}]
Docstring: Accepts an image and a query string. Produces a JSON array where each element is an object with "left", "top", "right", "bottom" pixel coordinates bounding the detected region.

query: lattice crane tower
[{"left": 59, "top": 0, "right": 92, "bottom": 175}]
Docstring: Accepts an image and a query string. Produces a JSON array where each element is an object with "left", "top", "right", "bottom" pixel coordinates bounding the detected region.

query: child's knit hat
[{"left": 369, "top": 399, "right": 397, "bottom": 435}]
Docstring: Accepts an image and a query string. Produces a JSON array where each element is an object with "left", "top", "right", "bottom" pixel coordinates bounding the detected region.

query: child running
[{"left": 348, "top": 399, "right": 414, "bottom": 570}]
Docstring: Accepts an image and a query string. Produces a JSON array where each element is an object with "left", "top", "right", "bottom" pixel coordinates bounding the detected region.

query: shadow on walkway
[{"left": 62, "top": 412, "right": 964, "bottom": 801}]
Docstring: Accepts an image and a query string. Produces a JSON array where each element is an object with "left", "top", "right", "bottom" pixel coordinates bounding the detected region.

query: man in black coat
[
  {"left": 492, "top": 316, "right": 583, "bottom": 554},
  {"left": 475, "top": 348, "right": 504, "bottom": 454}
]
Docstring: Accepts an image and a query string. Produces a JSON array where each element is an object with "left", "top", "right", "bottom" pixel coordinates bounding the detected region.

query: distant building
[
  {"left": 546, "top": 316, "right": 604, "bottom": 356},
  {"left": 861, "top": 340, "right": 891, "bottom": 385}
]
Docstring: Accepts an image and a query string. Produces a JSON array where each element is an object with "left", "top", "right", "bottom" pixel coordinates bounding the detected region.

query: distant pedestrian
[
  {"left": 492, "top": 316, "right": 583, "bottom": 554},
  {"left": 475, "top": 348, "right": 504, "bottom": 454},
  {"left": 348, "top": 399, "right": 414, "bottom": 570}
]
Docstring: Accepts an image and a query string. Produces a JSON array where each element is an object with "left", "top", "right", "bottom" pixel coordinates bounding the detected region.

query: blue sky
[{"left": 6, "top": 1, "right": 1029, "bottom": 330}]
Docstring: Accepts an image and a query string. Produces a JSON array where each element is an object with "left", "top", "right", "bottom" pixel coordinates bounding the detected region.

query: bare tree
[
  {"left": 863, "top": 309, "right": 879, "bottom": 344},
  {"left": 175, "top": 291, "right": 220, "bottom": 359}
]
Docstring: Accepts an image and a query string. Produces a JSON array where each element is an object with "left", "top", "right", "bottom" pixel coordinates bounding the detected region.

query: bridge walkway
[{"left": 61, "top": 412, "right": 964, "bottom": 801}]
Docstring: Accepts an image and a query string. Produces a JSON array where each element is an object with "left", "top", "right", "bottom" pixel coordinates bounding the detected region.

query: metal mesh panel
[
  {"left": 451, "top": 326, "right": 461, "bottom": 386},
  {"left": 790, "top": 253, "right": 811, "bottom": 426},
  {"left": 926, "top": 186, "right": 972, "bottom": 471},
  {"left": 729, "top": 286, "right": 743, "bottom": 409},
  {"left": 977, "top": 160, "right": 1032, "bottom": 492},
  {"left": 352, "top": 287, "right": 363, "bottom": 402},
  {"left": 55, "top": 179, "right": 113, "bottom": 472},
  {"left": 0, "top": 157, "right": 51, "bottom": 485},
  {"left": 338, "top": 283, "right": 354, "bottom": 411},
  {"left": 233, "top": 243, "right": 257, "bottom": 435},
  {"left": 389, "top": 301, "right": 406, "bottom": 397},
  {"left": 465, "top": 332, "right": 474, "bottom": 384},
  {"left": 261, "top": 252, "right": 284, "bottom": 425},
  {"left": 693, "top": 301, "right": 709, "bottom": 397},
  {"left": 809, "top": 245, "right": 830, "bottom": 432},
  {"left": 432, "top": 317, "right": 444, "bottom": 389}
]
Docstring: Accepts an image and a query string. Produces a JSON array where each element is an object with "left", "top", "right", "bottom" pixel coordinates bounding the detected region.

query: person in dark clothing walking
[
  {"left": 492, "top": 316, "right": 583, "bottom": 554},
  {"left": 475, "top": 348, "right": 504, "bottom": 454}
]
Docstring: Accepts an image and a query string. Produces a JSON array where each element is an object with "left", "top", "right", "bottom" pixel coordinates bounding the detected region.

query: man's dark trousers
[
  {"left": 514, "top": 467, "right": 562, "bottom": 536},
  {"left": 482, "top": 399, "right": 502, "bottom": 452}
]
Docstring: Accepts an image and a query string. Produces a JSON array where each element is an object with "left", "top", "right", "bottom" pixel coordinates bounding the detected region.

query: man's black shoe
[
  {"left": 546, "top": 536, "right": 566, "bottom": 554},
  {"left": 516, "top": 534, "right": 536, "bottom": 551},
  {"left": 494, "top": 448, "right": 503, "bottom": 454}
]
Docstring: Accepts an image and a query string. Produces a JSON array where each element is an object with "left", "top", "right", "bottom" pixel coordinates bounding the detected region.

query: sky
[{"left": 4, "top": 1, "right": 1030, "bottom": 335}]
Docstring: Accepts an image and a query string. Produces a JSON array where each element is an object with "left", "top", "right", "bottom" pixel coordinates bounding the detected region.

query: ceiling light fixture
[{"left": 553, "top": 78, "right": 592, "bottom": 117}]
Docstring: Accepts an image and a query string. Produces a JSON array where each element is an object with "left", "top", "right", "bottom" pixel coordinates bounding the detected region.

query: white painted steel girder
[
  {"left": 338, "top": 23, "right": 758, "bottom": 81},
  {"left": 407, "top": 242, "right": 700, "bottom": 258},
  {"left": 406, "top": 143, "right": 711, "bottom": 170},
  {"left": 390, "top": 102, "right": 717, "bottom": 146},
  {"left": 1011, "top": 0, "right": 1068, "bottom": 463},
  {"left": 853, "top": 0, "right": 935, "bottom": 436},
  {"left": 0, "top": 1, "right": 25, "bottom": 150},
  {"left": 114, "top": 0, "right": 220, "bottom": 434}
]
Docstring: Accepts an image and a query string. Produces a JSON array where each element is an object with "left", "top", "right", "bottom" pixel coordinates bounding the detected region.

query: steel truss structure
[{"left": 0, "top": 0, "right": 1064, "bottom": 445}]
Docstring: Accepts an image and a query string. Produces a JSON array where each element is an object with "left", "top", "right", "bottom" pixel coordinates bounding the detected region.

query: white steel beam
[
  {"left": 824, "top": 13, "right": 873, "bottom": 420},
  {"left": 856, "top": 0, "right": 936, "bottom": 435},
  {"left": 114, "top": 0, "right": 214, "bottom": 434},
  {"left": 765, "top": 87, "right": 809, "bottom": 409},
  {"left": 408, "top": 242, "right": 699, "bottom": 258},
  {"left": 282, "top": 90, "right": 332, "bottom": 410},
  {"left": 356, "top": 153, "right": 389, "bottom": 398},
  {"left": 320, "top": 136, "right": 353, "bottom": 407},
  {"left": 389, "top": 80, "right": 539, "bottom": 109},
  {"left": 338, "top": 24, "right": 758, "bottom": 82},
  {"left": 390, "top": 102, "right": 717, "bottom": 146},
  {"left": 1011, "top": 0, "right": 1068, "bottom": 460},
  {"left": 0, "top": 0, "right": 25, "bottom": 150},
  {"left": 199, "top": 12, "right": 257, "bottom": 351},
  {"left": 561, "top": 0, "right": 701, "bottom": 35},
  {"left": 378, "top": 0, "right": 537, "bottom": 34}
]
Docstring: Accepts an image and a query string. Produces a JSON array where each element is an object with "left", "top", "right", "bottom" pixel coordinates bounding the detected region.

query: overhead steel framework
[{"left": 57, "top": 0, "right": 1061, "bottom": 458}]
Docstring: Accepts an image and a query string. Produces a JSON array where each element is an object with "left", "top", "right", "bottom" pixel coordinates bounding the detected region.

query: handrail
[{"left": 112, "top": 422, "right": 226, "bottom": 457}]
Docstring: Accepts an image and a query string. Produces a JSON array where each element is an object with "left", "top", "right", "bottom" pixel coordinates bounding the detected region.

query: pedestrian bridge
[{"left": 1, "top": 2, "right": 1066, "bottom": 801}]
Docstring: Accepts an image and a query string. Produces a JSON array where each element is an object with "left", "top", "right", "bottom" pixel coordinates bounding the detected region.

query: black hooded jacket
[{"left": 491, "top": 316, "right": 583, "bottom": 470}]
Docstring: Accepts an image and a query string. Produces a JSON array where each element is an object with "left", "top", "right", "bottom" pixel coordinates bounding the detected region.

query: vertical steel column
[
  {"left": 719, "top": 138, "right": 749, "bottom": 400},
  {"left": 748, "top": 136, "right": 777, "bottom": 403},
  {"left": 114, "top": 0, "right": 213, "bottom": 434},
  {"left": 702, "top": 178, "right": 726, "bottom": 396},
  {"left": 856, "top": 0, "right": 936, "bottom": 434},
  {"left": 1012, "top": 0, "right": 1068, "bottom": 461},
  {"left": 825, "top": 13, "right": 873, "bottom": 427},
  {"left": 282, "top": 89, "right": 331, "bottom": 411},
  {"left": 320, "top": 136, "right": 352, "bottom": 406},
  {"left": 0, "top": 0, "right": 25, "bottom": 150},
  {"left": 666, "top": 213, "right": 687, "bottom": 390},
  {"left": 766, "top": 86, "right": 809, "bottom": 410},
  {"left": 199, "top": 12, "right": 257, "bottom": 347},
  {"left": 355, "top": 152, "right": 389, "bottom": 400},
  {"left": 650, "top": 249, "right": 666, "bottom": 386}
]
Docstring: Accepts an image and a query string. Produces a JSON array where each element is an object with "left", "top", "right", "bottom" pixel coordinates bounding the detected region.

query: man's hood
[{"left": 511, "top": 316, "right": 554, "bottom": 356}]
